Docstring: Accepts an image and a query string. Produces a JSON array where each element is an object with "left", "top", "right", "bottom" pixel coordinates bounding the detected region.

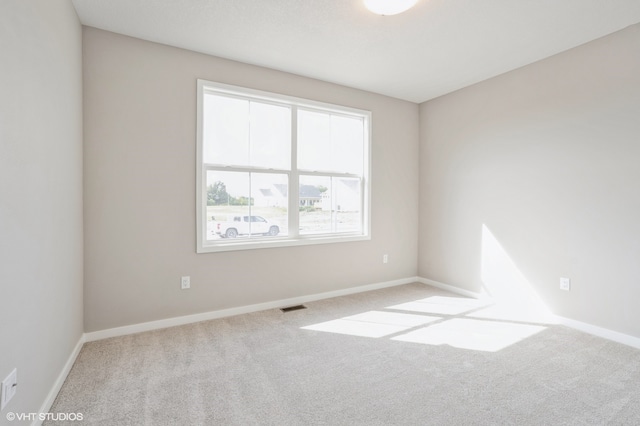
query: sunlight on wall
[{"left": 476, "top": 224, "right": 557, "bottom": 324}]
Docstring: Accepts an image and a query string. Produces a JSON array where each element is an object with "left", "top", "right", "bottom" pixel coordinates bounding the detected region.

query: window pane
[
  {"left": 205, "top": 171, "right": 288, "bottom": 241},
  {"left": 298, "top": 109, "right": 364, "bottom": 174},
  {"left": 203, "top": 94, "right": 249, "bottom": 166},
  {"left": 299, "top": 176, "right": 361, "bottom": 235},
  {"left": 249, "top": 102, "right": 291, "bottom": 169},
  {"left": 205, "top": 171, "right": 250, "bottom": 240},
  {"left": 335, "top": 177, "right": 362, "bottom": 233},
  {"left": 251, "top": 173, "right": 288, "bottom": 237},
  {"left": 298, "top": 110, "right": 331, "bottom": 171},
  {"left": 203, "top": 94, "right": 291, "bottom": 169},
  {"left": 299, "top": 176, "right": 331, "bottom": 234},
  {"left": 332, "top": 115, "right": 364, "bottom": 175}
]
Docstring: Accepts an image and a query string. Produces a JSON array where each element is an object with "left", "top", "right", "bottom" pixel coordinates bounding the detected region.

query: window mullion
[
  {"left": 296, "top": 170, "right": 360, "bottom": 179},
  {"left": 331, "top": 177, "right": 336, "bottom": 233},
  {"left": 248, "top": 172, "right": 252, "bottom": 238},
  {"left": 203, "top": 165, "right": 289, "bottom": 174},
  {"left": 289, "top": 106, "right": 300, "bottom": 238}
]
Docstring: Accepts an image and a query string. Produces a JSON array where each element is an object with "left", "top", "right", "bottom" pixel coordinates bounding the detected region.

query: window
[{"left": 196, "top": 80, "right": 371, "bottom": 252}]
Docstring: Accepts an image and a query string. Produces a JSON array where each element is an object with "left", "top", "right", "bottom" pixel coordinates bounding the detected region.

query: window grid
[{"left": 197, "top": 80, "right": 371, "bottom": 253}]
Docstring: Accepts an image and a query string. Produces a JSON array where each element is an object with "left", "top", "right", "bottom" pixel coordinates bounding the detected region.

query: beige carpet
[{"left": 47, "top": 283, "right": 640, "bottom": 425}]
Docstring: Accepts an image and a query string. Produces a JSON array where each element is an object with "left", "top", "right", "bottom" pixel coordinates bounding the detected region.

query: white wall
[
  {"left": 0, "top": 0, "right": 84, "bottom": 422},
  {"left": 82, "top": 28, "right": 420, "bottom": 332},
  {"left": 419, "top": 24, "right": 640, "bottom": 336}
]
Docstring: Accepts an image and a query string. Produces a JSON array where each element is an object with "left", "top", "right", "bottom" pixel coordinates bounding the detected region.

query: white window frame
[{"left": 196, "top": 79, "right": 371, "bottom": 253}]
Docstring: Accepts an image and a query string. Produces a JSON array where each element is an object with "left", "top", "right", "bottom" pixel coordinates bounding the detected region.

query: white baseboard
[
  {"left": 418, "top": 276, "right": 640, "bottom": 351},
  {"left": 555, "top": 315, "right": 640, "bottom": 350},
  {"left": 85, "top": 276, "right": 418, "bottom": 342},
  {"left": 32, "top": 334, "right": 86, "bottom": 426},
  {"left": 417, "top": 276, "right": 487, "bottom": 300}
]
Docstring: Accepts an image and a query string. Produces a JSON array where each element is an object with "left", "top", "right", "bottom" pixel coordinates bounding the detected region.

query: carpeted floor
[{"left": 47, "top": 283, "right": 640, "bottom": 425}]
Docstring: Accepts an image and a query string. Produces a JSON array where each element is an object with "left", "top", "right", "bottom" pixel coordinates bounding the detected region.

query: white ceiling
[{"left": 71, "top": 0, "right": 640, "bottom": 103}]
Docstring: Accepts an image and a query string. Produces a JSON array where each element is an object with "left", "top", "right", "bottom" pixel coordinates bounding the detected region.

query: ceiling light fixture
[{"left": 363, "top": 0, "right": 418, "bottom": 16}]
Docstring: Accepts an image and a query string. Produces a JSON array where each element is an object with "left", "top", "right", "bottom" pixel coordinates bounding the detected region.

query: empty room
[{"left": 2, "top": 0, "right": 640, "bottom": 424}]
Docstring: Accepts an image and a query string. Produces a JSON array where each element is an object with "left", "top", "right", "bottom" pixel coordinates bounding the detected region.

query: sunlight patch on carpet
[
  {"left": 466, "top": 303, "right": 558, "bottom": 324},
  {"left": 301, "top": 311, "right": 441, "bottom": 338},
  {"left": 386, "top": 295, "right": 489, "bottom": 316},
  {"left": 391, "top": 318, "right": 546, "bottom": 352}
]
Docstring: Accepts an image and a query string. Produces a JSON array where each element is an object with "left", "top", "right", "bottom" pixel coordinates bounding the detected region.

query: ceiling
[{"left": 71, "top": 0, "right": 640, "bottom": 103}]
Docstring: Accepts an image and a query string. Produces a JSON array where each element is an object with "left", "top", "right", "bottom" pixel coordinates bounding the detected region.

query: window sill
[{"left": 197, "top": 234, "right": 371, "bottom": 253}]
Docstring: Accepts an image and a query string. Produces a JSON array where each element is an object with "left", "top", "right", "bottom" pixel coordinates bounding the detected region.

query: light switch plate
[{"left": 560, "top": 277, "right": 571, "bottom": 291}]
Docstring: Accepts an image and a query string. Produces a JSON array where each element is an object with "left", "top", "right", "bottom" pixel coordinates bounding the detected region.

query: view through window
[{"left": 197, "top": 80, "right": 371, "bottom": 252}]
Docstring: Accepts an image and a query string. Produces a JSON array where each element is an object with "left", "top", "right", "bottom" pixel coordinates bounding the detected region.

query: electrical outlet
[
  {"left": 560, "top": 277, "right": 571, "bottom": 291},
  {"left": 1, "top": 368, "right": 17, "bottom": 410},
  {"left": 181, "top": 276, "right": 190, "bottom": 290},
  {"left": 383, "top": 254, "right": 388, "bottom": 264}
]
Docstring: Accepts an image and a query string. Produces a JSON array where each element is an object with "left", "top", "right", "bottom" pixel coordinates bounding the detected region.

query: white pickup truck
[{"left": 214, "top": 215, "right": 280, "bottom": 238}]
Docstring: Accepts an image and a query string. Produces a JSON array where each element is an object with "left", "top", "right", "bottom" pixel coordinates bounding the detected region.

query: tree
[
  {"left": 207, "top": 181, "right": 230, "bottom": 206},
  {"left": 232, "top": 196, "right": 253, "bottom": 206}
]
